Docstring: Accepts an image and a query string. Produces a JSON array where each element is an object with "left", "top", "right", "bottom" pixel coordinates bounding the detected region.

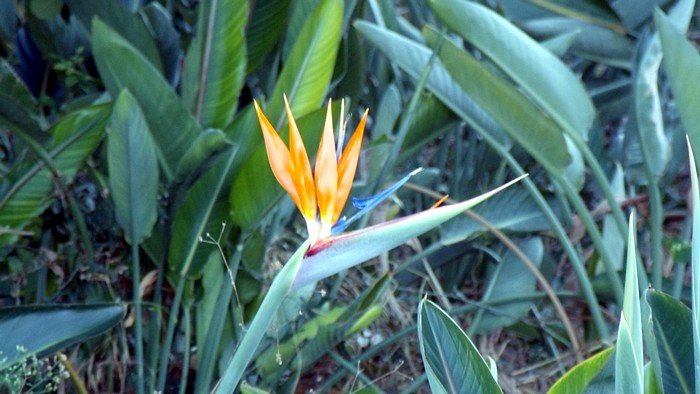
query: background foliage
[{"left": 1, "top": 0, "right": 699, "bottom": 392}]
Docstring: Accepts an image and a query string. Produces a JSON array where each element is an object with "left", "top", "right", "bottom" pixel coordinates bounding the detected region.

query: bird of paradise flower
[{"left": 215, "top": 97, "right": 526, "bottom": 392}]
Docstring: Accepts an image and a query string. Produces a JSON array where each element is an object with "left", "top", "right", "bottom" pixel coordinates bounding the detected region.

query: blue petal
[{"left": 331, "top": 168, "right": 423, "bottom": 234}]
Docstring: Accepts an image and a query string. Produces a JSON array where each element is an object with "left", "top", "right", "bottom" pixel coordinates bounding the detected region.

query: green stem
[
  {"left": 194, "top": 243, "right": 243, "bottom": 393},
  {"left": 567, "top": 131, "right": 628, "bottom": 236},
  {"left": 147, "top": 189, "right": 176, "bottom": 394},
  {"left": 178, "top": 308, "right": 192, "bottom": 394},
  {"left": 131, "top": 242, "right": 145, "bottom": 394},
  {"left": 556, "top": 176, "right": 624, "bottom": 304},
  {"left": 156, "top": 274, "right": 185, "bottom": 392}
]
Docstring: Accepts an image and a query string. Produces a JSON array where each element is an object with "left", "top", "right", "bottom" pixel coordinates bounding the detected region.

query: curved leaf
[
  {"left": 174, "top": 128, "right": 229, "bottom": 179},
  {"left": 418, "top": 299, "right": 503, "bottom": 394},
  {"left": 182, "top": 0, "right": 247, "bottom": 128},
  {"left": 645, "top": 289, "right": 694, "bottom": 394},
  {"left": 354, "top": 21, "right": 510, "bottom": 146},
  {"left": 0, "top": 104, "right": 108, "bottom": 239},
  {"left": 141, "top": 2, "right": 182, "bottom": 85},
  {"left": 656, "top": 10, "right": 700, "bottom": 165},
  {"left": 429, "top": 0, "right": 594, "bottom": 140},
  {"left": 548, "top": 348, "right": 614, "bottom": 394},
  {"left": 424, "top": 26, "right": 571, "bottom": 170},
  {"left": 107, "top": 89, "right": 159, "bottom": 244},
  {"left": 92, "top": 18, "right": 200, "bottom": 181},
  {"left": 0, "top": 304, "right": 125, "bottom": 369},
  {"left": 687, "top": 138, "right": 700, "bottom": 394}
]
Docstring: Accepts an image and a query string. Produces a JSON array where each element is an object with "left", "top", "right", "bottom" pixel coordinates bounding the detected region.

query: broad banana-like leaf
[
  {"left": 0, "top": 304, "right": 125, "bottom": 369},
  {"left": 92, "top": 18, "right": 200, "bottom": 181},
  {"left": 181, "top": 0, "right": 247, "bottom": 129},
  {"left": 429, "top": 0, "right": 594, "bottom": 140},
  {"left": 107, "top": 89, "right": 159, "bottom": 245},
  {"left": 423, "top": 26, "right": 571, "bottom": 171}
]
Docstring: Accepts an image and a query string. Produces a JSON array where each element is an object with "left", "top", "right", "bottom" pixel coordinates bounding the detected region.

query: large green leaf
[
  {"left": 655, "top": 10, "right": 700, "bottom": 156},
  {"left": 91, "top": 18, "right": 200, "bottom": 181},
  {"left": 141, "top": 2, "right": 182, "bottom": 85},
  {"left": 615, "top": 214, "right": 644, "bottom": 393},
  {"left": 245, "top": 0, "right": 289, "bottom": 74},
  {"left": 0, "top": 104, "right": 108, "bottom": 238},
  {"left": 645, "top": 289, "right": 694, "bottom": 394},
  {"left": 429, "top": 0, "right": 594, "bottom": 140},
  {"left": 0, "top": 304, "right": 125, "bottom": 369},
  {"left": 355, "top": 21, "right": 509, "bottom": 147},
  {"left": 267, "top": 0, "right": 342, "bottom": 125},
  {"left": 418, "top": 299, "right": 503, "bottom": 394},
  {"left": 424, "top": 26, "right": 571, "bottom": 170},
  {"left": 107, "top": 89, "right": 159, "bottom": 245},
  {"left": 66, "top": 0, "right": 163, "bottom": 72},
  {"left": 182, "top": 0, "right": 247, "bottom": 129},
  {"left": 547, "top": 347, "right": 614, "bottom": 393}
]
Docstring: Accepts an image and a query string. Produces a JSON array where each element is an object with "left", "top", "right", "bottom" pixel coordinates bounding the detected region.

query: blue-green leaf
[
  {"left": 92, "top": 18, "right": 200, "bottom": 181},
  {"left": 429, "top": 0, "right": 594, "bottom": 140},
  {"left": 107, "top": 89, "right": 159, "bottom": 244},
  {"left": 645, "top": 289, "right": 694, "bottom": 394},
  {"left": 0, "top": 304, "right": 125, "bottom": 369},
  {"left": 424, "top": 26, "right": 571, "bottom": 170},
  {"left": 418, "top": 299, "right": 503, "bottom": 394}
]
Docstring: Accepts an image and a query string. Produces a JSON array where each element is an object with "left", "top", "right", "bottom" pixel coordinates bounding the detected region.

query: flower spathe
[{"left": 254, "top": 97, "right": 367, "bottom": 243}]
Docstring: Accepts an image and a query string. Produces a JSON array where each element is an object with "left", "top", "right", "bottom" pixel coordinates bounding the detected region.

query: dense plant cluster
[{"left": 1, "top": 0, "right": 699, "bottom": 393}]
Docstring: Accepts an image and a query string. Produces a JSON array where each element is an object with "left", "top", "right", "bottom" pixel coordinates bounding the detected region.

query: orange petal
[
  {"left": 315, "top": 101, "right": 339, "bottom": 230},
  {"left": 284, "top": 96, "right": 317, "bottom": 220},
  {"left": 333, "top": 109, "right": 368, "bottom": 223},
  {"left": 254, "top": 100, "right": 301, "bottom": 211}
]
